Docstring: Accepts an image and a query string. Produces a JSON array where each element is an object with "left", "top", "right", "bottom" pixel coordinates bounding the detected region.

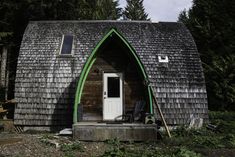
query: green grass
[{"left": 60, "top": 141, "right": 84, "bottom": 157}]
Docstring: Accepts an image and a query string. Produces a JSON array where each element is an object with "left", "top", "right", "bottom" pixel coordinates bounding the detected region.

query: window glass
[
  {"left": 61, "top": 35, "right": 73, "bottom": 54},
  {"left": 107, "top": 77, "right": 120, "bottom": 98}
]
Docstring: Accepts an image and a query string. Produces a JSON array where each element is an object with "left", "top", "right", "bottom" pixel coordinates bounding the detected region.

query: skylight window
[{"left": 61, "top": 35, "right": 73, "bottom": 55}]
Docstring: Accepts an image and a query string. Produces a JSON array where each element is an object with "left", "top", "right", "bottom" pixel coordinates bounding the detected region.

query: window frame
[
  {"left": 59, "top": 34, "right": 74, "bottom": 56},
  {"left": 158, "top": 55, "right": 169, "bottom": 63}
]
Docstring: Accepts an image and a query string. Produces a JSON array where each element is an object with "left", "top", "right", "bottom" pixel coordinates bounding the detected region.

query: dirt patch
[
  {"left": 0, "top": 120, "right": 15, "bottom": 133},
  {"left": 0, "top": 134, "right": 64, "bottom": 157},
  {"left": 0, "top": 133, "right": 108, "bottom": 157},
  {"left": 0, "top": 138, "right": 22, "bottom": 146},
  {"left": 0, "top": 132, "right": 235, "bottom": 157}
]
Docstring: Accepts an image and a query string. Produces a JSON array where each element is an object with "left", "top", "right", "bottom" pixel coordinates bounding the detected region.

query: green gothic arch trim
[{"left": 73, "top": 28, "right": 153, "bottom": 123}]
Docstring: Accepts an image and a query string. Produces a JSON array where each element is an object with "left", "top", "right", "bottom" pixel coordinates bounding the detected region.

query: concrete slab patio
[{"left": 73, "top": 122, "right": 159, "bottom": 141}]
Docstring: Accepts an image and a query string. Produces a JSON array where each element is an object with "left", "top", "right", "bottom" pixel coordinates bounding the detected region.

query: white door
[{"left": 103, "top": 73, "right": 123, "bottom": 120}]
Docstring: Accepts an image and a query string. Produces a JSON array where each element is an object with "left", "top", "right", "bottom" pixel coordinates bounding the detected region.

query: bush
[
  {"left": 174, "top": 147, "right": 202, "bottom": 157},
  {"left": 192, "top": 136, "right": 223, "bottom": 149},
  {"left": 60, "top": 141, "right": 83, "bottom": 152},
  {"left": 102, "top": 139, "right": 126, "bottom": 157},
  {"left": 221, "top": 134, "right": 235, "bottom": 148},
  {"left": 209, "top": 111, "right": 235, "bottom": 122},
  {"left": 60, "top": 141, "right": 83, "bottom": 157},
  {"left": 209, "top": 111, "right": 235, "bottom": 134}
]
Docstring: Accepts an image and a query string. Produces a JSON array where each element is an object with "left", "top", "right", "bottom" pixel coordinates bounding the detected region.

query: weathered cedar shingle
[{"left": 14, "top": 21, "right": 208, "bottom": 126}]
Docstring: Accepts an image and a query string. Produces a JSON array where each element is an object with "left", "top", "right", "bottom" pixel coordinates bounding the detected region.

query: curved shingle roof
[{"left": 14, "top": 21, "right": 208, "bottom": 126}]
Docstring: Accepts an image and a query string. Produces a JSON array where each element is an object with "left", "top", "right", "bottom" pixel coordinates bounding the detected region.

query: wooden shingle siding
[{"left": 14, "top": 21, "right": 208, "bottom": 126}]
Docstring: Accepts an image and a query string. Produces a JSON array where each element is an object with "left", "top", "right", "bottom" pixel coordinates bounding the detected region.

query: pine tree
[
  {"left": 95, "top": 0, "right": 122, "bottom": 20},
  {"left": 123, "top": 0, "right": 149, "bottom": 20},
  {"left": 78, "top": 0, "right": 122, "bottom": 20},
  {"left": 178, "top": 0, "right": 235, "bottom": 111}
]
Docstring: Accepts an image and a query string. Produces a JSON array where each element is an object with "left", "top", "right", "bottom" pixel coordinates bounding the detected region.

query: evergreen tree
[
  {"left": 123, "top": 0, "right": 149, "bottom": 20},
  {"left": 178, "top": 0, "right": 235, "bottom": 111},
  {"left": 78, "top": 0, "right": 122, "bottom": 20},
  {"left": 95, "top": 0, "right": 122, "bottom": 20}
]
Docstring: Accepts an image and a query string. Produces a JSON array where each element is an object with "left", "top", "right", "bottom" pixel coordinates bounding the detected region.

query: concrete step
[{"left": 73, "top": 122, "right": 158, "bottom": 141}]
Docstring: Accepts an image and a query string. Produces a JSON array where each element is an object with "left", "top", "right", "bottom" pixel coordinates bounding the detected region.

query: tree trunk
[
  {"left": 5, "top": 57, "right": 9, "bottom": 100},
  {"left": 0, "top": 46, "right": 7, "bottom": 99}
]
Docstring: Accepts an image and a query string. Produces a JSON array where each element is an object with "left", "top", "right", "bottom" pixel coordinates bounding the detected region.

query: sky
[{"left": 119, "top": 0, "right": 193, "bottom": 22}]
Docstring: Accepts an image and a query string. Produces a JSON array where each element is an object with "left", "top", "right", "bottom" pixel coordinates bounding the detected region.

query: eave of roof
[{"left": 28, "top": 20, "right": 182, "bottom": 25}]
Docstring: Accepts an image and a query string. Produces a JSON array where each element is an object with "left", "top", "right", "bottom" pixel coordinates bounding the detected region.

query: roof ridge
[{"left": 29, "top": 20, "right": 159, "bottom": 24}]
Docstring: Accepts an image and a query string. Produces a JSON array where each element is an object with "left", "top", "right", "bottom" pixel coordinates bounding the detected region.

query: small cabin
[{"left": 14, "top": 21, "right": 208, "bottom": 134}]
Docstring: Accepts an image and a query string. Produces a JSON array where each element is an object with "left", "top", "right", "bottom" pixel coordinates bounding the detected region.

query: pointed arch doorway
[{"left": 73, "top": 29, "right": 153, "bottom": 123}]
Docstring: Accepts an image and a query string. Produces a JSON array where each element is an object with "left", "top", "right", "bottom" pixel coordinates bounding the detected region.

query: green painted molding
[{"left": 73, "top": 28, "right": 153, "bottom": 123}]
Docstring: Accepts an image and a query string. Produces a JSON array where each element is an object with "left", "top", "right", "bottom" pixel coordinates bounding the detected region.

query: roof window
[
  {"left": 61, "top": 35, "right": 73, "bottom": 55},
  {"left": 158, "top": 55, "right": 169, "bottom": 63}
]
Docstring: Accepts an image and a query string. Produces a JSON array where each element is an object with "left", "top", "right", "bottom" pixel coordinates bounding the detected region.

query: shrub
[
  {"left": 192, "top": 136, "right": 223, "bottom": 149},
  {"left": 221, "top": 133, "right": 235, "bottom": 148},
  {"left": 174, "top": 147, "right": 202, "bottom": 157},
  {"left": 102, "top": 139, "right": 129, "bottom": 157},
  {"left": 60, "top": 141, "right": 83, "bottom": 152}
]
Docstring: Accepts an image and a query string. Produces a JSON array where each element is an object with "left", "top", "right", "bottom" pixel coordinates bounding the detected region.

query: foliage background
[{"left": 178, "top": 0, "right": 235, "bottom": 111}]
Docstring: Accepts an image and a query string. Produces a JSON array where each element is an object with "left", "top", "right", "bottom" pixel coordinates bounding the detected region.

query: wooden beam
[{"left": 151, "top": 90, "right": 171, "bottom": 138}]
